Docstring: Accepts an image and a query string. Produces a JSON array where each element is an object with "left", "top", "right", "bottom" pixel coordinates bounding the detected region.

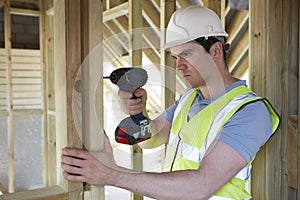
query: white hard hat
[{"left": 164, "top": 5, "right": 228, "bottom": 49}]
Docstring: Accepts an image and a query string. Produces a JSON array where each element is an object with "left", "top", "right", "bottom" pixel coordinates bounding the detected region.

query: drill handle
[{"left": 130, "top": 91, "right": 148, "bottom": 125}]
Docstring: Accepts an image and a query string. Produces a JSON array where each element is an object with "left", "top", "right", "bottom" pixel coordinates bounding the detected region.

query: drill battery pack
[{"left": 115, "top": 113, "right": 151, "bottom": 145}]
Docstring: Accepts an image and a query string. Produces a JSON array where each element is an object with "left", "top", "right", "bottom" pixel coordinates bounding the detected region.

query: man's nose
[{"left": 176, "top": 57, "right": 187, "bottom": 71}]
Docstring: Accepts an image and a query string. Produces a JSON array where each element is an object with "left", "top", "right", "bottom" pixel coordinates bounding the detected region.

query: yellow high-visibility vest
[{"left": 163, "top": 85, "right": 280, "bottom": 200}]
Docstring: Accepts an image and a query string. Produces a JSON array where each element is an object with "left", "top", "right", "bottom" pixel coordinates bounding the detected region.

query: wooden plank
[
  {"left": 0, "top": 76, "right": 41, "bottom": 85},
  {"left": 129, "top": 1, "right": 143, "bottom": 199},
  {"left": 264, "top": 1, "right": 285, "bottom": 198},
  {"left": 288, "top": 115, "right": 297, "bottom": 188},
  {"left": 228, "top": 31, "right": 249, "bottom": 72},
  {"left": 40, "top": 2, "right": 48, "bottom": 188},
  {"left": 39, "top": 7, "right": 50, "bottom": 191},
  {"left": 12, "top": 71, "right": 41, "bottom": 77},
  {"left": 0, "top": 63, "right": 42, "bottom": 70},
  {"left": 0, "top": 56, "right": 41, "bottom": 63},
  {"left": 160, "top": 0, "right": 175, "bottom": 109},
  {"left": 250, "top": 0, "right": 286, "bottom": 199},
  {"left": 232, "top": 54, "right": 248, "bottom": 78},
  {"left": 12, "top": 85, "right": 41, "bottom": 91},
  {"left": 45, "top": 0, "right": 55, "bottom": 110},
  {"left": 293, "top": 0, "right": 300, "bottom": 198},
  {"left": 103, "top": 22, "right": 127, "bottom": 57},
  {"left": 105, "top": 16, "right": 160, "bottom": 70},
  {"left": 142, "top": 24, "right": 160, "bottom": 52},
  {"left": 10, "top": 105, "right": 41, "bottom": 110},
  {"left": 10, "top": 8, "right": 40, "bottom": 17},
  {"left": 4, "top": 0, "right": 14, "bottom": 193},
  {"left": 0, "top": 48, "right": 40, "bottom": 56},
  {"left": 45, "top": 0, "right": 56, "bottom": 187},
  {"left": 249, "top": 0, "right": 269, "bottom": 199},
  {"left": 0, "top": 91, "right": 41, "bottom": 98},
  {"left": 176, "top": 0, "right": 190, "bottom": 8},
  {"left": 150, "top": 0, "right": 159, "bottom": 11},
  {"left": 12, "top": 98, "right": 41, "bottom": 105},
  {"left": 15, "top": 109, "right": 41, "bottom": 115},
  {"left": 103, "top": 2, "right": 128, "bottom": 22},
  {"left": 143, "top": 0, "right": 160, "bottom": 28},
  {"left": 53, "top": 0, "right": 82, "bottom": 197},
  {"left": 226, "top": 10, "right": 249, "bottom": 44},
  {"left": 80, "top": 0, "right": 104, "bottom": 199},
  {"left": 0, "top": 185, "right": 68, "bottom": 200}
]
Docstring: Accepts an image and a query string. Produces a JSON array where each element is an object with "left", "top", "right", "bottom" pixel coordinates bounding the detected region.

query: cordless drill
[{"left": 103, "top": 68, "right": 151, "bottom": 145}]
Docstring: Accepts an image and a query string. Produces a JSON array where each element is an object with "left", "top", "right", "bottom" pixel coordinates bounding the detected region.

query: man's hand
[
  {"left": 118, "top": 88, "right": 147, "bottom": 116},
  {"left": 61, "top": 132, "right": 119, "bottom": 186}
]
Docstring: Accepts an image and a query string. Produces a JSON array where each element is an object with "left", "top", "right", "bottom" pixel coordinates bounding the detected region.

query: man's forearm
[{"left": 111, "top": 168, "right": 211, "bottom": 200}]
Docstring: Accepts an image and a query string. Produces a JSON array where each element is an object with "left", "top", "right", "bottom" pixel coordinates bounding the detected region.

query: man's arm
[{"left": 61, "top": 133, "right": 247, "bottom": 200}]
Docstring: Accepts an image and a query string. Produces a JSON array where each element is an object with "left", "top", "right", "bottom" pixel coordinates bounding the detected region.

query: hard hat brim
[{"left": 163, "top": 33, "right": 228, "bottom": 50}]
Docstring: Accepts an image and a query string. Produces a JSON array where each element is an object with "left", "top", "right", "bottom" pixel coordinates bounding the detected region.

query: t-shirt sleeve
[
  {"left": 217, "top": 100, "right": 273, "bottom": 163},
  {"left": 161, "top": 100, "right": 178, "bottom": 123}
]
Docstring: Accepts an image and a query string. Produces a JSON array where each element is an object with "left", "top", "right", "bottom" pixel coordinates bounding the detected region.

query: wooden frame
[{"left": 0, "top": 0, "right": 104, "bottom": 199}]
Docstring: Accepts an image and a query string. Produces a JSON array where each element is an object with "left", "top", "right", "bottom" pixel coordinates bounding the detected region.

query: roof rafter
[{"left": 103, "top": 2, "right": 128, "bottom": 22}]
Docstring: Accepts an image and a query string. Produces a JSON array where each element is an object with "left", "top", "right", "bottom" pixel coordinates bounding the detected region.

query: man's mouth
[{"left": 183, "top": 74, "right": 190, "bottom": 78}]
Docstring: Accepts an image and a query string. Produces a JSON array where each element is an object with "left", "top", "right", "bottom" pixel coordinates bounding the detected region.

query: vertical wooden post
[
  {"left": 39, "top": 0, "right": 49, "bottom": 188},
  {"left": 249, "top": 0, "right": 286, "bottom": 199},
  {"left": 160, "top": 0, "right": 175, "bottom": 110},
  {"left": 45, "top": 0, "right": 56, "bottom": 187},
  {"left": 80, "top": 0, "right": 104, "bottom": 199},
  {"left": 4, "top": 0, "right": 14, "bottom": 193},
  {"left": 298, "top": 1, "right": 300, "bottom": 198},
  {"left": 53, "top": 0, "right": 82, "bottom": 198},
  {"left": 128, "top": 0, "right": 143, "bottom": 199},
  {"left": 160, "top": 0, "right": 176, "bottom": 171}
]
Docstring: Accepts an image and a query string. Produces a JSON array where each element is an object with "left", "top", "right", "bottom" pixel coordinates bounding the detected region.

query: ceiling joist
[{"left": 103, "top": 2, "right": 128, "bottom": 22}]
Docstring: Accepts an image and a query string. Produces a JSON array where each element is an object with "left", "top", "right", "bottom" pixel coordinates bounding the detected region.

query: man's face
[{"left": 170, "top": 42, "right": 218, "bottom": 88}]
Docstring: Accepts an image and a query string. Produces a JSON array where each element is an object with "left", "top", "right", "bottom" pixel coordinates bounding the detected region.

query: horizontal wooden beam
[
  {"left": 10, "top": 8, "right": 40, "bottom": 16},
  {"left": 0, "top": 186, "right": 68, "bottom": 200},
  {"left": 103, "top": 2, "right": 128, "bottom": 22}
]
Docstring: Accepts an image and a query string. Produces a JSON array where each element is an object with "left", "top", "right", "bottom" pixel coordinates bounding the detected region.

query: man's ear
[{"left": 210, "top": 42, "right": 223, "bottom": 60}]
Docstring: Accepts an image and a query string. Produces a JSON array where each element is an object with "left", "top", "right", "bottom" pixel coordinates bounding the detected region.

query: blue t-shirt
[{"left": 161, "top": 80, "right": 273, "bottom": 163}]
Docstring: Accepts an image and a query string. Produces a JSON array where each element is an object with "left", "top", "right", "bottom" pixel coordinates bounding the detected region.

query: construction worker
[{"left": 61, "top": 5, "right": 280, "bottom": 199}]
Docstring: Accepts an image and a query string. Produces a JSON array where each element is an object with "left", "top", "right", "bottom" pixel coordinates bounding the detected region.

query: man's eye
[{"left": 181, "top": 52, "right": 190, "bottom": 58}]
